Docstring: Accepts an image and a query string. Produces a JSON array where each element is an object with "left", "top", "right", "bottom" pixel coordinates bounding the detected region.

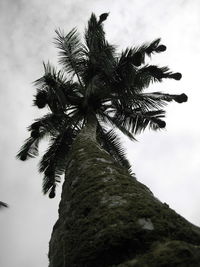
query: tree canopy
[{"left": 17, "top": 13, "right": 187, "bottom": 198}]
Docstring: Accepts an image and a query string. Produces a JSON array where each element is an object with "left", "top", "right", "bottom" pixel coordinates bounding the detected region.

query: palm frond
[
  {"left": 85, "top": 13, "right": 106, "bottom": 53},
  {"left": 134, "top": 64, "right": 182, "bottom": 90},
  {"left": 39, "top": 128, "right": 78, "bottom": 196},
  {"left": 129, "top": 92, "right": 168, "bottom": 111},
  {"left": 113, "top": 48, "right": 137, "bottom": 88},
  {"left": 54, "top": 28, "right": 85, "bottom": 83},
  {"left": 137, "top": 38, "right": 166, "bottom": 57},
  {"left": 101, "top": 112, "right": 136, "bottom": 141},
  {"left": 43, "top": 63, "right": 69, "bottom": 110},
  {"left": 34, "top": 62, "right": 82, "bottom": 113},
  {"left": 97, "top": 124, "right": 131, "bottom": 171},
  {"left": 17, "top": 115, "right": 60, "bottom": 161},
  {"left": 133, "top": 65, "right": 169, "bottom": 90},
  {"left": 16, "top": 137, "right": 39, "bottom": 161},
  {"left": 83, "top": 76, "right": 113, "bottom": 111},
  {"left": 17, "top": 113, "right": 75, "bottom": 162},
  {"left": 114, "top": 108, "right": 166, "bottom": 135},
  {"left": 84, "top": 13, "right": 116, "bottom": 85},
  {"left": 143, "top": 38, "right": 161, "bottom": 56},
  {"left": 34, "top": 62, "right": 67, "bottom": 88},
  {"left": 141, "top": 92, "right": 188, "bottom": 104},
  {"left": 133, "top": 109, "right": 166, "bottom": 134},
  {"left": 110, "top": 49, "right": 167, "bottom": 94},
  {"left": 28, "top": 113, "right": 71, "bottom": 137}
]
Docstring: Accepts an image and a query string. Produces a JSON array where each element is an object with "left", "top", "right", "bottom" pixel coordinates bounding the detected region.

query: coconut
[
  {"left": 31, "top": 122, "right": 40, "bottom": 131},
  {"left": 155, "top": 45, "right": 167, "bottom": 52},
  {"left": 35, "top": 91, "right": 47, "bottom": 108},
  {"left": 99, "top": 13, "right": 109, "bottom": 23},
  {"left": 132, "top": 52, "right": 143, "bottom": 67},
  {"left": 45, "top": 75, "right": 57, "bottom": 87},
  {"left": 157, "top": 120, "right": 166, "bottom": 128},
  {"left": 20, "top": 154, "right": 27, "bottom": 161},
  {"left": 170, "top": 73, "right": 182, "bottom": 80},
  {"left": 31, "top": 130, "right": 40, "bottom": 138},
  {"left": 49, "top": 186, "right": 56, "bottom": 198},
  {"left": 35, "top": 98, "right": 46, "bottom": 108},
  {"left": 175, "top": 93, "right": 188, "bottom": 103}
]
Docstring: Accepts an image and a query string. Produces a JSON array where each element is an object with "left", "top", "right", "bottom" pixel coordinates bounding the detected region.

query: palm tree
[{"left": 17, "top": 13, "right": 200, "bottom": 267}]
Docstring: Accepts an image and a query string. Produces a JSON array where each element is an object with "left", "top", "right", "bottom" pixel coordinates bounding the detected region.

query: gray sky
[{"left": 0, "top": 0, "right": 200, "bottom": 266}]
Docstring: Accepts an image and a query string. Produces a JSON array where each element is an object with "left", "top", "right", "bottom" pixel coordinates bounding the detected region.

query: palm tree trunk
[{"left": 48, "top": 122, "right": 200, "bottom": 267}]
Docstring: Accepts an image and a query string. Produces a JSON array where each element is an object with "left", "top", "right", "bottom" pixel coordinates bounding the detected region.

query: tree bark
[{"left": 48, "top": 123, "right": 200, "bottom": 267}]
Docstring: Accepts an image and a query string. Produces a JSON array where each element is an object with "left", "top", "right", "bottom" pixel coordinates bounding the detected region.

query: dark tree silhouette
[{"left": 17, "top": 13, "right": 200, "bottom": 267}]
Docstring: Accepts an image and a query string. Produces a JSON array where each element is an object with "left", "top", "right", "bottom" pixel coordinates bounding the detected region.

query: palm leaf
[
  {"left": 28, "top": 113, "right": 71, "bottom": 137},
  {"left": 114, "top": 48, "right": 137, "bottom": 87},
  {"left": 16, "top": 137, "right": 39, "bottom": 161},
  {"left": 84, "top": 14, "right": 116, "bottom": 85},
  {"left": 100, "top": 111, "right": 136, "bottom": 141},
  {"left": 114, "top": 108, "right": 166, "bottom": 134},
  {"left": 97, "top": 124, "right": 131, "bottom": 171},
  {"left": 34, "top": 62, "right": 81, "bottom": 113},
  {"left": 40, "top": 128, "right": 78, "bottom": 195},
  {"left": 85, "top": 13, "right": 106, "bottom": 53},
  {"left": 54, "top": 28, "right": 85, "bottom": 82},
  {"left": 127, "top": 92, "right": 168, "bottom": 111},
  {"left": 134, "top": 65, "right": 170, "bottom": 90},
  {"left": 136, "top": 38, "right": 166, "bottom": 57},
  {"left": 141, "top": 92, "right": 188, "bottom": 104},
  {"left": 17, "top": 113, "right": 74, "bottom": 162}
]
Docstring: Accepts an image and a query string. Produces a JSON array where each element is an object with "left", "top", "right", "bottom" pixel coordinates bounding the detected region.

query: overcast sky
[{"left": 0, "top": 0, "right": 200, "bottom": 266}]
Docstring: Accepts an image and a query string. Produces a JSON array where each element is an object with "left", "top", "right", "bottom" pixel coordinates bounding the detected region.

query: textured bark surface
[{"left": 48, "top": 125, "right": 200, "bottom": 267}]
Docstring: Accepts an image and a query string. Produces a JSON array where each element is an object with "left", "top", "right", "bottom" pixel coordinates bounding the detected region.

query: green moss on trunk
[{"left": 48, "top": 125, "right": 200, "bottom": 267}]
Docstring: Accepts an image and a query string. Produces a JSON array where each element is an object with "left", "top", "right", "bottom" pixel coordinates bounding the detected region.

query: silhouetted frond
[
  {"left": 85, "top": 13, "right": 106, "bottom": 53},
  {"left": 83, "top": 13, "right": 116, "bottom": 86},
  {"left": 34, "top": 62, "right": 67, "bottom": 88},
  {"left": 33, "top": 62, "right": 82, "bottom": 113},
  {"left": 137, "top": 38, "right": 166, "bottom": 57},
  {"left": 134, "top": 65, "right": 171, "bottom": 90},
  {"left": 141, "top": 92, "right": 188, "bottom": 104},
  {"left": 16, "top": 137, "right": 39, "bottom": 161},
  {"left": 101, "top": 112, "right": 136, "bottom": 141},
  {"left": 113, "top": 48, "right": 137, "bottom": 88},
  {"left": 40, "top": 128, "right": 78, "bottom": 195},
  {"left": 114, "top": 108, "right": 166, "bottom": 134},
  {"left": 55, "top": 28, "right": 85, "bottom": 79},
  {"left": 28, "top": 113, "right": 72, "bottom": 137},
  {"left": 97, "top": 124, "right": 131, "bottom": 171}
]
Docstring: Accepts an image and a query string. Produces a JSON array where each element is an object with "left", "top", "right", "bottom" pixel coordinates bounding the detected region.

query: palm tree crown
[{"left": 17, "top": 13, "right": 187, "bottom": 198}]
